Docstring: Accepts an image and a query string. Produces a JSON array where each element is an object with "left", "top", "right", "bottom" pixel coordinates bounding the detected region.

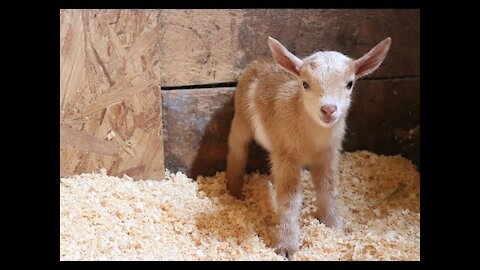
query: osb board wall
[
  {"left": 160, "top": 9, "right": 420, "bottom": 178},
  {"left": 60, "top": 10, "right": 164, "bottom": 180}
]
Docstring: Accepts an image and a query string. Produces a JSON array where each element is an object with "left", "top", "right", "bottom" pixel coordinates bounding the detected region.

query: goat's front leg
[
  {"left": 271, "top": 153, "right": 303, "bottom": 259},
  {"left": 310, "top": 150, "right": 343, "bottom": 229}
]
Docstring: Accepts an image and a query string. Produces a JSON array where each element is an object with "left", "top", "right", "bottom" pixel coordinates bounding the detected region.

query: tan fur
[{"left": 227, "top": 37, "right": 391, "bottom": 258}]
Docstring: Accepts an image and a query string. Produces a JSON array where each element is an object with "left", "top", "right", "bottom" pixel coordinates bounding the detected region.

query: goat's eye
[
  {"left": 302, "top": 81, "right": 310, "bottom": 89},
  {"left": 346, "top": 81, "right": 353, "bottom": 89}
]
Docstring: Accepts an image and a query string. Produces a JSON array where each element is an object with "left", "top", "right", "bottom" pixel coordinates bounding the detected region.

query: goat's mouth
[
  {"left": 320, "top": 114, "right": 337, "bottom": 124},
  {"left": 321, "top": 115, "right": 336, "bottom": 123},
  {"left": 318, "top": 115, "right": 337, "bottom": 128}
]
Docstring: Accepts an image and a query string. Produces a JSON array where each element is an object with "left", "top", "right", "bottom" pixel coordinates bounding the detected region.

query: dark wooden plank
[
  {"left": 159, "top": 9, "right": 420, "bottom": 86},
  {"left": 162, "top": 88, "right": 269, "bottom": 178},
  {"left": 344, "top": 78, "right": 420, "bottom": 166},
  {"left": 162, "top": 78, "right": 420, "bottom": 178}
]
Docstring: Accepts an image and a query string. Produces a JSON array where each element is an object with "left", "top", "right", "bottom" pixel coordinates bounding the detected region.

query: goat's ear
[
  {"left": 354, "top": 37, "right": 391, "bottom": 78},
  {"left": 267, "top": 37, "right": 302, "bottom": 77}
]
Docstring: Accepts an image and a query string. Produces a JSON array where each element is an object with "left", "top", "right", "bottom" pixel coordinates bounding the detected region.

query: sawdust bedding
[{"left": 60, "top": 151, "right": 420, "bottom": 261}]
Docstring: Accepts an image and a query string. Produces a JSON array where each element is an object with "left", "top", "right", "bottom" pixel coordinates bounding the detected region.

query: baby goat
[{"left": 227, "top": 36, "right": 391, "bottom": 258}]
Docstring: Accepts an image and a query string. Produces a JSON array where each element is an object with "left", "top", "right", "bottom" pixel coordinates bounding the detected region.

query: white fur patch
[
  {"left": 246, "top": 80, "right": 272, "bottom": 151},
  {"left": 252, "top": 113, "right": 271, "bottom": 151}
]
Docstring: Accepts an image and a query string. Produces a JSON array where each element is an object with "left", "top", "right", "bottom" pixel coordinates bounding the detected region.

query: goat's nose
[{"left": 321, "top": 105, "right": 337, "bottom": 116}]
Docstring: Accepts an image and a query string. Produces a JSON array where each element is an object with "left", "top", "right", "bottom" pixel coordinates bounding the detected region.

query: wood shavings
[
  {"left": 384, "top": 183, "right": 407, "bottom": 201},
  {"left": 60, "top": 151, "right": 420, "bottom": 260}
]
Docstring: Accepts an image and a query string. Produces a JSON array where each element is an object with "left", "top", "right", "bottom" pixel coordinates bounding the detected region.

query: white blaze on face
[{"left": 300, "top": 51, "right": 355, "bottom": 128}]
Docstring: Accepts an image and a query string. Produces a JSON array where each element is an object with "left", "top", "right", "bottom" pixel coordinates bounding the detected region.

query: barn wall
[
  {"left": 160, "top": 9, "right": 420, "bottom": 177},
  {"left": 60, "top": 9, "right": 420, "bottom": 179}
]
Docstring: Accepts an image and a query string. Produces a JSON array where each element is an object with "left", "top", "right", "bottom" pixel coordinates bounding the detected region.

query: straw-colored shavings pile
[{"left": 60, "top": 151, "right": 420, "bottom": 261}]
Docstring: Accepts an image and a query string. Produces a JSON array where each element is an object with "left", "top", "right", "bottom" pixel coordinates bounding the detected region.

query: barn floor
[{"left": 60, "top": 151, "right": 420, "bottom": 261}]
